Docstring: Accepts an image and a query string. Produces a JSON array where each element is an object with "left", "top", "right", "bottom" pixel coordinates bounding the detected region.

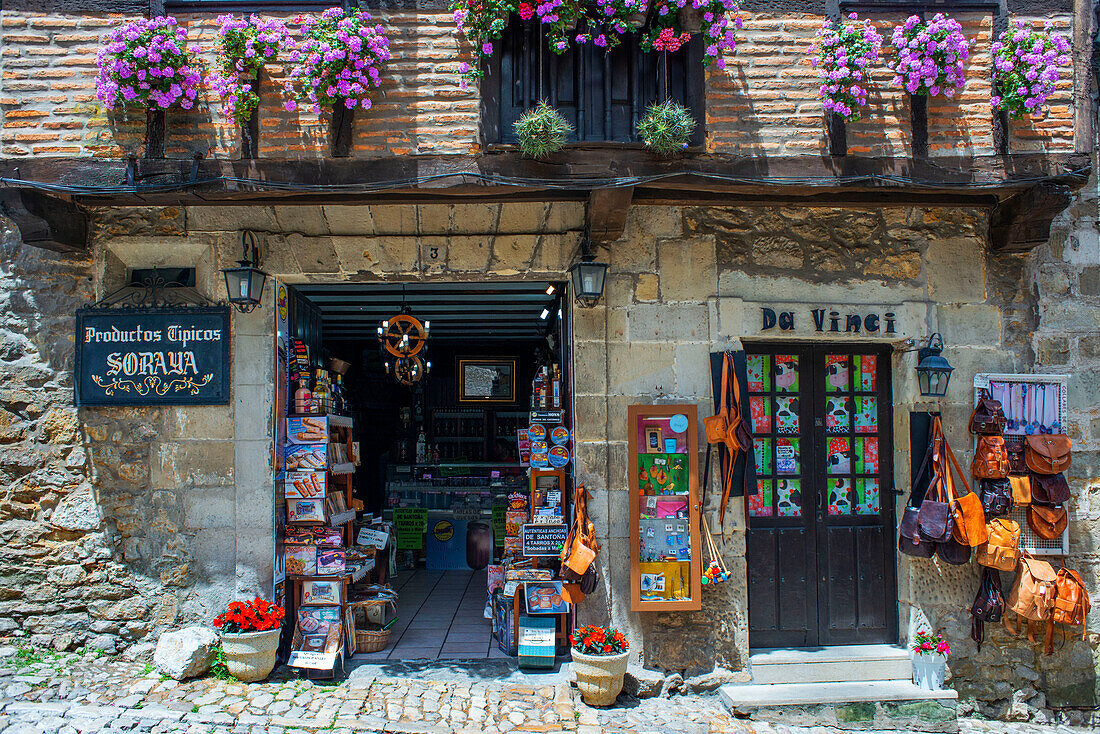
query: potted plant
[
  {"left": 910, "top": 628, "right": 950, "bottom": 690},
  {"left": 990, "top": 18, "right": 1071, "bottom": 119},
  {"left": 514, "top": 101, "right": 573, "bottom": 158},
  {"left": 636, "top": 100, "right": 695, "bottom": 153},
  {"left": 571, "top": 624, "right": 629, "bottom": 706},
  {"left": 207, "top": 14, "right": 289, "bottom": 126},
  {"left": 452, "top": 0, "right": 517, "bottom": 80},
  {"left": 213, "top": 597, "right": 285, "bottom": 682},
  {"left": 808, "top": 12, "right": 882, "bottom": 122}
]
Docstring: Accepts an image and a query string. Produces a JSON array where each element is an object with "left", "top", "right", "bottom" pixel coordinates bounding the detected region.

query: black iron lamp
[
  {"left": 915, "top": 333, "right": 954, "bottom": 397},
  {"left": 568, "top": 254, "right": 609, "bottom": 308},
  {"left": 221, "top": 231, "right": 268, "bottom": 313}
]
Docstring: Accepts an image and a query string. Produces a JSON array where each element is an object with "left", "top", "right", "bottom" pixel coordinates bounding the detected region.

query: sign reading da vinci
[{"left": 74, "top": 307, "right": 231, "bottom": 406}]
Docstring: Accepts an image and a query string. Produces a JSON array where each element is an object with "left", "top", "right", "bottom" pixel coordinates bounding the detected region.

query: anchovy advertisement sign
[{"left": 74, "top": 307, "right": 231, "bottom": 406}]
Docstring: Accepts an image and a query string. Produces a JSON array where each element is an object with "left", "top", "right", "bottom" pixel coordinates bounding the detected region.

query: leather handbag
[
  {"left": 936, "top": 535, "right": 972, "bottom": 565},
  {"left": 975, "top": 518, "right": 1022, "bottom": 572},
  {"left": 706, "top": 354, "right": 755, "bottom": 523},
  {"left": 971, "top": 435, "right": 1010, "bottom": 480},
  {"left": 1007, "top": 443, "right": 1027, "bottom": 474},
  {"left": 1009, "top": 475, "right": 1032, "bottom": 505},
  {"left": 899, "top": 505, "right": 936, "bottom": 558},
  {"left": 1030, "top": 473, "right": 1070, "bottom": 505},
  {"left": 953, "top": 490, "right": 988, "bottom": 547},
  {"left": 1025, "top": 434, "right": 1071, "bottom": 475},
  {"left": 969, "top": 389, "right": 1007, "bottom": 435},
  {"left": 970, "top": 568, "right": 1005, "bottom": 651},
  {"left": 979, "top": 478, "right": 1012, "bottom": 518},
  {"left": 1051, "top": 568, "right": 1090, "bottom": 642},
  {"left": 1005, "top": 557, "right": 1058, "bottom": 644},
  {"left": 918, "top": 475, "right": 954, "bottom": 543},
  {"left": 1027, "top": 504, "right": 1067, "bottom": 540}
]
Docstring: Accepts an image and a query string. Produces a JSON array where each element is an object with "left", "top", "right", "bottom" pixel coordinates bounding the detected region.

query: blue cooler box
[{"left": 426, "top": 513, "right": 468, "bottom": 571}]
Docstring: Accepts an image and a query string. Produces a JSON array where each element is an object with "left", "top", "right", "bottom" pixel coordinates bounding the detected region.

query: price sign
[
  {"left": 521, "top": 523, "right": 569, "bottom": 557},
  {"left": 393, "top": 508, "right": 428, "bottom": 550},
  {"left": 356, "top": 527, "right": 389, "bottom": 550}
]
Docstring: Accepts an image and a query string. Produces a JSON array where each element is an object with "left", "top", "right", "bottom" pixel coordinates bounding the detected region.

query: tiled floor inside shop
[{"left": 353, "top": 568, "right": 507, "bottom": 661}]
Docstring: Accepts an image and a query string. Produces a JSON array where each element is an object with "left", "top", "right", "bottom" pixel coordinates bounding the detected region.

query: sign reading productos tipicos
[{"left": 74, "top": 307, "right": 231, "bottom": 406}]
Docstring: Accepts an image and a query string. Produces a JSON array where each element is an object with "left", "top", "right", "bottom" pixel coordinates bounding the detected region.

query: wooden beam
[
  {"left": 989, "top": 182, "right": 1073, "bottom": 252},
  {"left": 586, "top": 187, "right": 634, "bottom": 244},
  {"left": 0, "top": 189, "right": 89, "bottom": 252}
]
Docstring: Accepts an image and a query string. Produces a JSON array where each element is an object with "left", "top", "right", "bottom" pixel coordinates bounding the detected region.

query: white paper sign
[
  {"left": 288, "top": 651, "right": 339, "bottom": 670},
  {"left": 531, "top": 514, "right": 561, "bottom": 524},
  {"left": 520, "top": 626, "right": 555, "bottom": 647},
  {"left": 356, "top": 528, "right": 390, "bottom": 549}
]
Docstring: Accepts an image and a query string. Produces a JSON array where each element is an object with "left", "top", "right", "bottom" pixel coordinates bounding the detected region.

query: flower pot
[
  {"left": 571, "top": 649, "right": 629, "bottom": 706},
  {"left": 678, "top": 6, "right": 705, "bottom": 33},
  {"left": 625, "top": 2, "right": 648, "bottom": 28},
  {"left": 220, "top": 628, "right": 282, "bottom": 682},
  {"left": 912, "top": 653, "right": 946, "bottom": 690}
]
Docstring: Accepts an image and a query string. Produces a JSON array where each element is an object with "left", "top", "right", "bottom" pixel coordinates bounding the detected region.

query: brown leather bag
[
  {"left": 1027, "top": 504, "right": 1067, "bottom": 540},
  {"left": 1030, "top": 473, "right": 1070, "bottom": 505},
  {"left": 953, "top": 488, "right": 988, "bottom": 547},
  {"left": 1009, "top": 475, "right": 1031, "bottom": 505},
  {"left": 1005, "top": 557, "right": 1058, "bottom": 644},
  {"left": 1051, "top": 568, "right": 1090, "bottom": 636},
  {"left": 1025, "top": 434, "right": 1071, "bottom": 475},
  {"left": 971, "top": 435, "right": 1010, "bottom": 480},
  {"left": 706, "top": 354, "right": 753, "bottom": 523},
  {"left": 975, "top": 518, "right": 1022, "bottom": 571},
  {"left": 969, "top": 389, "right": 1007, "bottom": 435},
  {"left": 1006, "top": 443, "right": 1027, "bottom": 474}
]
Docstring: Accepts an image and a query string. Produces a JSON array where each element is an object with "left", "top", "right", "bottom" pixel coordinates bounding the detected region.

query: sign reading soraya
[{"left": 74, "top": 307, "right": 231, "bottom": 406}]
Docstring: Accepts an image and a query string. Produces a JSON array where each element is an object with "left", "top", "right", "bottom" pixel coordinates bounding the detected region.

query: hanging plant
[
  {"left": 537, "top": 0, "right": 584, "bottom": 53},
  {"left": 95, "top": 16, "right": 202, "bottom": 110},
  {"left": 697, "top": 0, "right": 742, "bottom": 68},
  {"left": 809, "top": 12, "right": 882, "bottom": 122},
  {"left": 207, "top": 14, "right": 290, "bottom": 125},
  {"left": 889, "top": 13, "right": 969, "bottom": 98},
  {"left": 514, "top": 100, "right": 573, "bottom": 157},
  {"left": 637, "top": 99, "right": 695, "bottom": 153},
  {"left": 284, "top": 7, "right": 392, "bottom": 114},
  {"left": 452, "top": 0, "right": 516, "bottom": 79},
  {"left": 991, "top": 19, "right": 1071, "bottom": 119}
]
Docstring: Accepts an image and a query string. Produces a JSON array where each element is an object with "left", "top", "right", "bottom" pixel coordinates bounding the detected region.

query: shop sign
[
  {"left": 759, "top": 306, "right": 900, "bottom": 336},
  {"left": 288, "top": 651, "right": 339, "bottom": 670},
  {"left": 393, "top": 508, "right": 428, "bottom": 550},
  {"left": 521, "top": 523, "right": 569, "bottom": 556},
  {"left": 74, "top": 307, "right": 230, "bottom": 406}
]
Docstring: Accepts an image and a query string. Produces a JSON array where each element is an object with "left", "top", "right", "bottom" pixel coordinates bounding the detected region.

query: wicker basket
[{"left": 355, "top": 626, "right": 392, "bottom": 653}]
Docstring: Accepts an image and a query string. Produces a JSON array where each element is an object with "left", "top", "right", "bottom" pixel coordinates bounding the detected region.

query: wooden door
[{"left": 745, "top": 344, "right": 897, "bottom": 648}]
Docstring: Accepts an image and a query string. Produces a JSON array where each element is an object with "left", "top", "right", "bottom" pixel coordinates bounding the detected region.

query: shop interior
[{"left": 278, "top": 281, "right": 574, "bottom": 665}]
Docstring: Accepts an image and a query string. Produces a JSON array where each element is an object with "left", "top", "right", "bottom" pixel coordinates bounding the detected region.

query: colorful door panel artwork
[{"left": 745, "top": 345, "right": 896, "bottom": 648}]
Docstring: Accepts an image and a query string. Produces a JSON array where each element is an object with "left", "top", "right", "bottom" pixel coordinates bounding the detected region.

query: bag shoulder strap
[{"left": 718, "top": 353, "right": 730, "bottom": 418}]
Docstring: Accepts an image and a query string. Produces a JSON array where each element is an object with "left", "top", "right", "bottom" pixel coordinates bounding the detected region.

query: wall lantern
[
  {"left": 221, "top": 231, "right": 268, "bottom": 313},
  {"left": 568, "top": 254, "right": 609, "bottom": 308},
  {"left": 915, "top": 333, "right": 954, "bottom": 397}
]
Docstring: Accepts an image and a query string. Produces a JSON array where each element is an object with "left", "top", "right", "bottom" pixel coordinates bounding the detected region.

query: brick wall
[{"left": 0, "top": 8, "right": 1079, "bottom": 161}]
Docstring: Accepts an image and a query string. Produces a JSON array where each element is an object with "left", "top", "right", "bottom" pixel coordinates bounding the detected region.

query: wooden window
[{"left": 482, "top": 17, "right": 705, "bottom": 146}]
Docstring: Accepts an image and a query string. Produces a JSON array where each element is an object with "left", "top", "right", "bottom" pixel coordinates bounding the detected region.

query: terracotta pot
[
  {"left": 220, "top": 628, "right": 282, "bottom": 682},
  {"left": 678, "top": 5, "right": 705, "bottom": 33},
  {"left": 572, "top": 649, "right": 629, "bottom": 706}
]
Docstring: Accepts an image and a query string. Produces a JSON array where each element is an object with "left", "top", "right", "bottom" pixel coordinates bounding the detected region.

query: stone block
[
  {"left": 37, "top": 408, "right": 80, "bottom": 444},
  {"left": 685, "top": 666, "right": 735, "bottom": 693},
  {"left": 608, "top": 237, "right": 657, "bottom": 274},
  {"left": 626, "top": 304, "right": 709, "bottom": 342},
  {"left": 446, "top": 236, "right": 491, "bottom": 272},
  {"left": 936, "top": 304, "right": 1001, "bottom": 348},
  {"left": 573, "top": 305, "right": 626, "bottom": 343},
  {"left": 625, "top": 206, "right": 683, "bottom": 240},
  {"left": 285, "top": 234, "right": 340, "bottom": 274},
  {"left": 608, "top": 342, "right": 676, "bottom": 397},
  {"left": 925, "top": 237, "right": 986, "bottom": 302},
  {"left": 622, "top": 666, "right": 664, "bottom": 698},
  {"left": 152, "top": 441, "right": 234, "bottom": 489},
  {"left": 674, "top": 343, "right": 714, "bottom": 399},
  {"left": 573, "top": 396, "right": 608, "bottom": 442},
  {"left": 183, "top": 487, "right": 235, "bottom": 530},
  {"left": 49, "top": 486, "right": 101, "bottom": 531},
  {"left": 448, "top": 203, "right": 498, "bottom": 235},
  {"left": 496, "top": 203, "right": 550, "bottom": 233},
  {"left": 331, "top": 236, "right": 420, "bottom": 275},
  {"left": 1079, "top": 265, "right": 1100, "bottom": 296},
  {"left": 185, "top": 206, "right": 279, "bottom": 233},
  {"left": 1036, "top": 336, "right": 1070, "bottom": 366},
  {"left": 271, "top": 206, "right": 331, "bottom": 236},
  {"left": 164, "top": 407, "right": 234, "bottom": 441},
  {"left": 634, "top": 273, "right": 659, "bottom": 302},
  {"left": 658, "top": 236, "right": 717, "bottom": 303},
  {"left": 528, "top": 231, "right": 578, "bottom": 273},
  {"left": 489, "top": 234, "right": 536, "bottom": 274},
  {"left": 233, "top": 335, "right": 274, "bottom": 387},
  {"left": 1081, "top": 335, "right": 1100, "bottom": 361},
  {"left": 234, "top": 385, "right": 273, "bottom": 442},
  {"left": 154, "top": 626, "right": 218, "bottom": 681}
]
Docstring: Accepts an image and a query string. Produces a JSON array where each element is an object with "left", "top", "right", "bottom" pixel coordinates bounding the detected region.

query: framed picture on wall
[{"left": 458, "top": 358, "right": 517, "bottom": 403}]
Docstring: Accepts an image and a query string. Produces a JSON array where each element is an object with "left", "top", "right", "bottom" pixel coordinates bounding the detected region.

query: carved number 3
[{"left": 427, "top": 247, "right": 440, "bottom": 260}]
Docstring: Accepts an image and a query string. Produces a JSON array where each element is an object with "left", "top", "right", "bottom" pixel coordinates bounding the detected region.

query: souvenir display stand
[
  {"left": 974, "top": 373, "right": 1070, "bottom": 555},
  {"left": 628, "top": 404, "right": 702, "bottom": 612},
  {"left": 284, "top": 414, "right": 361, "bottom": 678}
]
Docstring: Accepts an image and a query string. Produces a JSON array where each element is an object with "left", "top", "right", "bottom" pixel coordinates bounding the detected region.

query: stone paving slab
[{"left": 0, "top": 647, "right": 1093, "bottom": 734}]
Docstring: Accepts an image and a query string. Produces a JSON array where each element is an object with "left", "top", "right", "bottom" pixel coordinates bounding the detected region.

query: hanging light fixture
[
  {"left": 915, "top": 333, "right": 954, "bottom": 397},
  {"left": 221, "top": 230, "right": 268, "bottom": 313},
  {"left": 378, "top": 288, "right": 430, "bottom": 384},
  {"left": 568, "top": 251, "right": 609, "bottom": 308}
]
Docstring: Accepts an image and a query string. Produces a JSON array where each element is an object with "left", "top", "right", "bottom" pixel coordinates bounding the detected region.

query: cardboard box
[
  {"left": 518, "top": 615, "right": 556, "bottom": 669},
  {"left": 286, "top": 471, "right": 326, "bottom": 498},
  {"left": 317, "top": 547, "right": 346, "bottom": 575},
  {"left": 288, "top": 499, "right": 326, "bottom": 523},
  {"left": 284, "top": 544, "right": 317, "bottom": 576},
  {"left": 287, "top": 416, "right": 330, "bottom": 445},
  {"left": 286, "top": 444, "right": 328, "bottom": 471}
]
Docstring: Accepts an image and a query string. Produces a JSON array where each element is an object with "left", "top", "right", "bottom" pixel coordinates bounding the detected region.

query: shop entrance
[
  {"left": 276, "top": 281, "right": 572, "bottom": 663},
  {"left": 744, "top": 343, "right": 897, "bottom": 648}
]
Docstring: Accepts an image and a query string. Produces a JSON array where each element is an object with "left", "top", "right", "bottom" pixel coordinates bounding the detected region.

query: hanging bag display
[
  {"left": 969, "top": 389, "right": 1007, "bottom": 435},
  {"left": 560, "top": 483, "right": 600, "bottom": 582},
  {"left": 898, "top": 441, "right": 936, "bottom": 559},
  {"left": 970, "top": 568, "right": 1005, "bottom": 652},
  {"left": 1026, "top": 504, "right": 1067, "bottom": 540},
  {"left": 971, "top": 435, "right": 1010, "bottom": 480},
  {"left": 940, "top": 421, "right": 985, "bottom": 550},
  {"left": 975, "top": 517, "right": 1022, "bottom": 572},
  {"left": 705, "top": 354, "right": 753, "bottom": 524},
  {"left": 1029, "top": 472, "right": 1070, "bottom": 505},
  {"left": 1024, "top": 434, "right": 1072, "bottom": 475}
]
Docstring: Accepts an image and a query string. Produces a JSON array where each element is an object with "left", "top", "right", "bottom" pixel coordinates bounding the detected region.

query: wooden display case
[{"left": 628, "top": 404, "right": 702, "bottom": 612}]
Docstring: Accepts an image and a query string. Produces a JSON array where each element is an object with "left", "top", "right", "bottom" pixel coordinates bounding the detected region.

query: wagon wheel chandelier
[{"left": 376, "top": 288, "right": 431, "bottom": 385}]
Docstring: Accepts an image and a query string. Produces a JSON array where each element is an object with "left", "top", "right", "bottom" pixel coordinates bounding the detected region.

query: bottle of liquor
[{"left": 294, "top": 380, "right": 312, "bottom": 415}]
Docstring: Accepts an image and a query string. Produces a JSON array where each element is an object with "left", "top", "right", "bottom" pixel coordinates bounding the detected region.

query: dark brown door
[{"left": 745, "top": 344, "right": 897, "bottom": 648}]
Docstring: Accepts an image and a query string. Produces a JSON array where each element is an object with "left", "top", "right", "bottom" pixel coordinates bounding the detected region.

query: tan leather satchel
[
  {"left": 1005, "top": 557, "right": 1058, "bottom": 644},
  {"left": 1025, "top": 434, "right": 1071, "bottom": 475},
  {"left": 1009, "top": 475, "right": 1031, "bottom": 505},
  {"left": 975, "top": 518, "right": 1021, "bottom": 572}
]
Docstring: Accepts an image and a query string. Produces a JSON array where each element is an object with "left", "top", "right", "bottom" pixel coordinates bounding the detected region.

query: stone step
[
  {"left": 749, "top": 644, "right": 911, "bottom": 684},
  {"left": 719, "top": 680, "right": 959, "bottom": 733}
]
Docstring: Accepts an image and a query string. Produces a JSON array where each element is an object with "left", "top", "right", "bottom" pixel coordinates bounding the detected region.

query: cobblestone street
[{"left": 0, "top": 647, "right": 1095, "bottom": 734}]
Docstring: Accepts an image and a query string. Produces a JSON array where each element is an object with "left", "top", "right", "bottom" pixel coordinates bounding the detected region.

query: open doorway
[{"left": 277, "top": 281, "right": 572, "bottom": 663}]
